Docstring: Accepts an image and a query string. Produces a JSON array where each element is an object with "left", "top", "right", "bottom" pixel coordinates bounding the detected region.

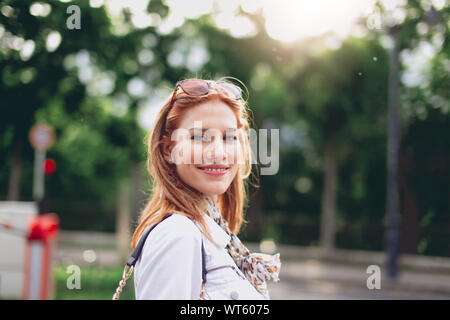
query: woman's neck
[{"left": 202, "top": 194, "right": 218, "bottom": 212}]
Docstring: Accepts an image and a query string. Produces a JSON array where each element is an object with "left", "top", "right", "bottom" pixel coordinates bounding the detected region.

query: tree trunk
[
  {"left": 248, "top": 185, "right": 263, "bottom": 241},
  {"left": 7, "top": 141, "right": 23, "bottom": 201},
  {"left": 398, "top": 141, "right": 419, "bottom": 254},
  {"left": 320, "top": 131, "right": 338, "bottom": 257},
  {"left": 386, "top": 25, "right": 401, "bottom": 279},
  {"left": 130, "top": 161, "right": 145, "bottom": 226},
  {"left": 116, "top": 177, "right": 131, "bottom": 261}
]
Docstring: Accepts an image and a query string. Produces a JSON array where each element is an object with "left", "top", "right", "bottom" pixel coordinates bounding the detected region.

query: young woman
[{"left": 128, "top": 77, "right": 280, "bottom": 300}]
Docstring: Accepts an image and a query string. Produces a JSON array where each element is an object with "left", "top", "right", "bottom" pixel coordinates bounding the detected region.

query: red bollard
[{"left": 22, "top": 214, "right": 59, "bottom": 300}]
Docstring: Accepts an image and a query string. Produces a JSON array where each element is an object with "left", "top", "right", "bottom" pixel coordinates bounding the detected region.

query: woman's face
[{"left": 168, "top": 99, "right": 241, "bottom": 197}]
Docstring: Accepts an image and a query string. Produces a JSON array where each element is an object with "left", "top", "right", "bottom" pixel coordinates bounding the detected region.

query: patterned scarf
[{"left": 203, "top": 196, "right": 281, "bottom": 300}]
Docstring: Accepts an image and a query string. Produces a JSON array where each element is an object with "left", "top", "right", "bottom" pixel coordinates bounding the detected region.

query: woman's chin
[{"left": 194, "top": 182, "right": 229, "bottom": 196}]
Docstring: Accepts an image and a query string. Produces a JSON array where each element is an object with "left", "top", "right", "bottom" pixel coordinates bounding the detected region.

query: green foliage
[
  {"left": 1, "top": 1, "right": 449, "bottom": 255},
  {"left": 0, "top": 0, "right": 169, "bottom": 230},
  {"left": 54, "top": 264, "right": 135, "bottom": 300}
]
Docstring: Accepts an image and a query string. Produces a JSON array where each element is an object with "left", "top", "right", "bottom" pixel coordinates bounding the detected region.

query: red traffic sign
[
  {"left": 44, "top": 159, "right": 56, "bottom": 174},
  {"left": 29, "top": 123, "right": 55, "bottom": 152}
]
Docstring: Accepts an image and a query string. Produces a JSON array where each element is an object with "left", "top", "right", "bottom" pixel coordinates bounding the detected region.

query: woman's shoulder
[
  {"left": 134, "top": 213, "right": 205, "bottom": 292},
  {"left": 147, "top": 213, "right": 203, "bottom": 243},
  {"left": 137, "top": 213, "right": 204, "bottom": 265}
]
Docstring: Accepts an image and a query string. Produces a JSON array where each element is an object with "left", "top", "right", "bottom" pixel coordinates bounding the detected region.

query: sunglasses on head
[{"left": 169, "top": 78, "right": 243, "bottom": 106}]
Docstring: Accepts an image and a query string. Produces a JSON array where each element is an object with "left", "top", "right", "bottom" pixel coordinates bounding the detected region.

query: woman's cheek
[
  {"left": 191, "top": 142, "right": 204, "bottom": 165},
  {"left": 171, "top": 140, "right": 195, "bottom": 164},
  {"left": 225, "top": 141, "right": 241, "bottom": 165}
]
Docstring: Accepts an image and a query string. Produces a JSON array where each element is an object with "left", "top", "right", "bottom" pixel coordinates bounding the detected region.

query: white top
[{"left": 134, "top": 213, "right": 266, "bottom": 300}]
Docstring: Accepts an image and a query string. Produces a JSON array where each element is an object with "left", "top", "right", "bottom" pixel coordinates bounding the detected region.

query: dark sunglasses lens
[
  {"left": 180, "top": 80, "right": 209, "bottom": 96},
  {"left": 218, "top": 82, "right": 242, "bottom": 99}
]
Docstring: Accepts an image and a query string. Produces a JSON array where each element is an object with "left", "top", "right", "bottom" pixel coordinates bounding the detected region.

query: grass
[{"left": 54, "top": 264, "right": 136, "bottom": 300}]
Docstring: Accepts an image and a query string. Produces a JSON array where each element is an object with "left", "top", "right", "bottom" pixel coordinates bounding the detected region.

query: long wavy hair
[{"left": 131, "top": 77, "right": 257, "bottom": 249}]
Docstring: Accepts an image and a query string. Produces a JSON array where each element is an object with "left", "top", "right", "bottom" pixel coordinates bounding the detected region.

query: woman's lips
[{"left": 196, "top": 166, "right": 229, "bottom": 176}]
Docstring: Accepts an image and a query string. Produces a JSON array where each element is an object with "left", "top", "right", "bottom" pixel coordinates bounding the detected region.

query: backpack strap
[
  {"left": 126, "top": 214, "right": 173, "bottom": 267},
  {"left": 201, "top": 239, "right": 207, "bottom": 283},
  {"left": 126, "top": 213, "right": 206, "bottom": 279}
]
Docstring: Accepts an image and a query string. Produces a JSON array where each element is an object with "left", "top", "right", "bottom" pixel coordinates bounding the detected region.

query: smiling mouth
[{"left": 196, "top": 166, "right": 230, "bottom": 176}]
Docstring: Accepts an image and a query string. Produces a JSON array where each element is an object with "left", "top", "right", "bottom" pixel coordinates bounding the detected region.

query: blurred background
[{"left": 0, "top": 0, "right": 449, "bottom": 300}]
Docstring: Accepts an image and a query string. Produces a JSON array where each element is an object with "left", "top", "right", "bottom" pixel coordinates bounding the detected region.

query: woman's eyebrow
[{"left": 188, "top": 128, "right": 237, "bottom": 133}]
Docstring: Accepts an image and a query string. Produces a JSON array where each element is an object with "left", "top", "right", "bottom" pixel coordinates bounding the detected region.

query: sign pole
[
  {"left": 33, "top": 150, "right": 46, "bottom": 202},
  {"left": 29, "top": 124, "right": 55, "bottom": 214}
]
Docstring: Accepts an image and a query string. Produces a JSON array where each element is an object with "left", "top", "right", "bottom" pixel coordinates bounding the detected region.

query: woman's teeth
[{"left": 201, "top": 168, "right": 227, "bottom": 172}]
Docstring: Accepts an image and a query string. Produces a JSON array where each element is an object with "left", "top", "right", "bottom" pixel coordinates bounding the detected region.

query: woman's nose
[{"left": 205, "top": 137, "right": 227, "bottom": 163}]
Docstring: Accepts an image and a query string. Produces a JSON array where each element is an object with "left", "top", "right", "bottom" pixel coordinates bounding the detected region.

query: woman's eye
[
  {"left": 191, "top": 134, "right": 236, "bottom": 142},
  {"left": 191, "top": 134, "right": 203, "bottom": 141},
  {"left": 191, "top": 134, "right": 210, "bottom": 141},
  {"left": 224, "top": 135, "right": 237, "bottom": 142}
]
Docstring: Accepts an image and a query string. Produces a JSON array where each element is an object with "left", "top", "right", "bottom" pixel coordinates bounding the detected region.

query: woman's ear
[
  {"left": 162, "top": 140, "right": 174, "bottom": 164},
  {"left": 165, "top": 155, "right": 174, "bottom": 164}
]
